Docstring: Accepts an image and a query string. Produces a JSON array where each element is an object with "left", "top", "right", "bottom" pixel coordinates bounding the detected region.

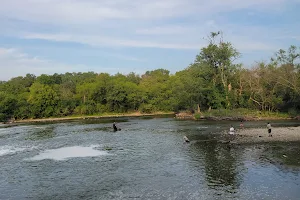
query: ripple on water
[
  {"left": 197, "top": 126, "right": 209, "bottom": 129},
  {"left": 25, "top": 145, "right": 110, "bottom": 161},
  {"left": 0, "top": 145, "right": 27, "bottom": 156}
]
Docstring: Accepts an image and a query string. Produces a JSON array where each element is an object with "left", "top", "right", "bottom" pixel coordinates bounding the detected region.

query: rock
[
  {"left": 175, "top": 112, "right": 194, "bottom": 119},
  {"left": 294, "top": 116, "right": 300, "bottom": 120}
]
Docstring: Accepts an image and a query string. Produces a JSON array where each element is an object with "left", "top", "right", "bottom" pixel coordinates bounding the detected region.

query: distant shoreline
[
  {"left": 2, "top": 111, "right": 299, "bottom": 124},
  {"left": 176, "top": 112, "right": 295, "bottom": 121},
  {"left": 12, "top": 112, "right": 175, "bottom": 123}
]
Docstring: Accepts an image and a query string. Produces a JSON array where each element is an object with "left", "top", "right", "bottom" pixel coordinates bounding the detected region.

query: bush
[
  {"left": 194, "top": 113, "right": 202, "bottom": 119},
  {"left": 139, "top": 104, "right": 155, "bottom": 113},
  {"left": 288, "top": 108, "right": 299, "bottom": 117},
  {"left": 96, "top": 103, "right": 110, "bottom": 113},
  {"left": 0, "top": 113, "right": 8, "bottom": 122},
  {"left": 202, "top": 108, "right": 289, "bottom": 119}
]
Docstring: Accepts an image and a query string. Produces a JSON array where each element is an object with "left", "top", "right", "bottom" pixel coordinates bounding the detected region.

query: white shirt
[{"left": 229, "top": 127, "right": 235, "bottom": 134}]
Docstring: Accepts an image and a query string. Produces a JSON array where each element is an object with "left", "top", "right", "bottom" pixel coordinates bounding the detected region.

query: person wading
[
  {"left": 229, "top": 125, "right": 235, "bottom": 135},
  {"left": 267, "top": 122, "right": 272, "bottom": 137},
  {"left": 113, "top": 122, "right": 118, "bottom": 132},
  {"left": 240, "top": 121, "right": 244, "bottom": 129}
]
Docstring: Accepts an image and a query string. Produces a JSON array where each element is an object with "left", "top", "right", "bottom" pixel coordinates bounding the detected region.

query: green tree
[
  {"left": 0, "top": 92, "right": 17, "bottom": 121},
  {"left": 28, "top": 82, "right": 59, "bottom": 118},
  {"left": 194, "top": 31, "right": 240, "bottom": 108},
  {"left": 139, "top": 69, "right": 171, "bottom": 112}
]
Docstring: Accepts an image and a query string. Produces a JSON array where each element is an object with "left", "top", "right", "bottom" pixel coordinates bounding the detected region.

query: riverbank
[
  {"left": 176, "top": 113, "right": 294, "bottom": 121},
  {"left": 226, "top": 126, "right": 300, "bottom": 144},
  {"left": 13, "top": 112, "right": 175, "bottom": 123},
  {"left": 176, "top": 109, "right": 298, "bottom": 121}
]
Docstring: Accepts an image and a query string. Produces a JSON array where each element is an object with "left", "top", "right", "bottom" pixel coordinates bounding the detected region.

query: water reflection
[
  {"left": 193, "top": 141, "right": 243, "bottom": 193},
  {"left": 26, "top": 126, "right": 55, "bottom": 140},
  {"left": 261, "top": 142, "right": 300, "bottom": 171},
  {"left": 79, "top": 118, "right": 128, "bottom": 125},
  {"left": 83, "top": 127, "right": 112, "bottom": 132}
]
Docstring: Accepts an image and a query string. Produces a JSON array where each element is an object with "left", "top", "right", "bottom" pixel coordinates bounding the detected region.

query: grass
[{"left": 198, "top": 108, "right": 290, "bottom": 120}]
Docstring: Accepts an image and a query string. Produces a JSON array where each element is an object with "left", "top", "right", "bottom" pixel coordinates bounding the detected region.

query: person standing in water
[
  {"left": 240, "top": 121, "right": 244, "bottom": 129},
  {"left": 267, "top": 122, "right": 272, "bottom": 137},
  {"left": 183, "top": 136, "right": 190, "bottom": 143},
  {"left": 113, "top": 122, "right": 118, "bottom": 131},
  {"left": 229, "top": 125, "right": 235, "bottom": 135}
]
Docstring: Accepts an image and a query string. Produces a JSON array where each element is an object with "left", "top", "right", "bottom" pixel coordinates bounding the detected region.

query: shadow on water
[
  {"left": 78, "top": 114, "right": 173, "bottom": 124},
  {"left": 83, "top": 127, "right": 112, "bottom": 132},
  {"left": 137, "top": 114, "right": 175, "bottom": 119},
  {"left": 260, "top": 142, "right": 300, "bottom": 170},
  {"left": 193, "top": 140, "right": 244, "bottom": 195},
  {"left": 79, "top": 118, "right": 128, "bottom": 125},
  {"left": 0, "top": 124, "right": 19, "bottom": 128},
  {"left": 24, "top": 118, "right": 129, "bottom": 126},
  {"left": 190, "top": 140, "right": 300, "bottom": 198},
  {"left": 25, "top": 126, "right": 55, "bottom": 140}
]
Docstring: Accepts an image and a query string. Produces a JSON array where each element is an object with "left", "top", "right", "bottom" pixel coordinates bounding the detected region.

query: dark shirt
[{"left": 113, "top": 124, "right": 118, "bottom": 131}]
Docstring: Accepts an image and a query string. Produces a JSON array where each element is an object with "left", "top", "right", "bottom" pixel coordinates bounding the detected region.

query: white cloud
[
  {"left": 135, "top": 26, "right": 189, "bottom": 35},
  {"left": 0, "top": 47, "right": 147, "bottom": 81},
  {"left": 274, "top": 35, "right": 300, "bottom": 41},
  {"left": 104, "top": 53, "right": 146, "bottom": 62},
  {"left": 0, "top": 0, "right": 294, "bottom": 28},
  {"left": 22, "top": 33, "right": 203, "bottom": 50},
  {"left": 0, "top": 0, "right": 296, "bottom": 52},
  {"left": 0, "top": 0, "right": 299, "bottom": 80},
  {"left": 0, "top": 48, "right": 86, "bottom": 80},
  {"left": 20, "top": 20, "right": 280, "bottom": 52},
  {"left": 290, "top": 36, "right": 300, "bottom": 41}
]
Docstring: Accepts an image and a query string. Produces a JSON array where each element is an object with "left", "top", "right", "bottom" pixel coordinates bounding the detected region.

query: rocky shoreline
[
  {"left": 175, "top": 112, "right": 297, "bottom": 121},
  {"left": 2, "top": 112, "right": 299, "bottom": 124},
  {"left": 225, "top": 126, "right": 300, "bottom": 144}
]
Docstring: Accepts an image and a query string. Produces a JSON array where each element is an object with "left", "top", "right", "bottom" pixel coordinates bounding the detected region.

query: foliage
[
  {"left": 203, "top": 108, "right": 289, "bottom": 119},
  {"left": 0, "top": 32, "right": 299, "bottom": 121}
]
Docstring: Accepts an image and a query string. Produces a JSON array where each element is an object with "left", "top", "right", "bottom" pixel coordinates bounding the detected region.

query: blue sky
[{"left": 0, "top": 0, "right": 299, "bottom": 81}]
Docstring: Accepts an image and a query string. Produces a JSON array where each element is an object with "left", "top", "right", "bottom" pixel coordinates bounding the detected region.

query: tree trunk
[
  {"left": 220, "top": 65, "right": 230, "bottom": 108},
  {"left": 239, "top": 74, "right": 243, "bottom": 96}
]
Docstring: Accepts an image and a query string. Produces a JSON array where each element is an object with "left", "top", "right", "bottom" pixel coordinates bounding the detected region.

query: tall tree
[{"left": 194, "top": 31, "right": 240, "bottom": 108}]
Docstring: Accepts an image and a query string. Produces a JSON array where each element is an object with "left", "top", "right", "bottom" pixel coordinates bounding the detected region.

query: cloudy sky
[{"left": 0, "top": 0, "right": 299, "bottom": 80}]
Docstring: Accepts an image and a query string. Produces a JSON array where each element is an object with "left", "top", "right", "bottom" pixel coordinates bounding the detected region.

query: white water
[
  {"left": 26, "top": 145, "right": 109, "bottom": 161},
  {"left": 0, "top": 145, "right": 27, "bottom": 156}
]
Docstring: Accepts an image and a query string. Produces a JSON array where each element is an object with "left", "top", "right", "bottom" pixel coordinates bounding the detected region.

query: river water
[{"left": 1, "top": 117, "right": 300, "bottom": 200}]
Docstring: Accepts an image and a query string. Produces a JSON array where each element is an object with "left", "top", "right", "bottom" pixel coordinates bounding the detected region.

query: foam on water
[
  {"left": 26, "top": 145, "right": 109, "bottom": 161},
  {"left": 0, "top": 145, "right": 26, "bottom": 156},
  {"left": 0, "top": 128, "right": 10, "bottom": 134}
]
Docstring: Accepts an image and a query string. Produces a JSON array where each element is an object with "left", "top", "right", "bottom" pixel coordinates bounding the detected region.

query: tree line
[{"left": 0, "top": 32, "right": 299, "bottom": 121}]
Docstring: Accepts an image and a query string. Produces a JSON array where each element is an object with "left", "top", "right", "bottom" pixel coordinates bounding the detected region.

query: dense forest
[{"left": 0, "top": 32, "right": 300, "bottom": 122}]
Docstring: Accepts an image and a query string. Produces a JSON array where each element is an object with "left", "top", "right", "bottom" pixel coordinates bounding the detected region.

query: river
[{"left": 1, "top": 116, "right": 300, "bottom": 200}]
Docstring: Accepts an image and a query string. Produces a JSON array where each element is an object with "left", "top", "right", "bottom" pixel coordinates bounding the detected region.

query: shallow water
[{"left": 0, "top": 117, "right": 300, "bottom": 200}]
